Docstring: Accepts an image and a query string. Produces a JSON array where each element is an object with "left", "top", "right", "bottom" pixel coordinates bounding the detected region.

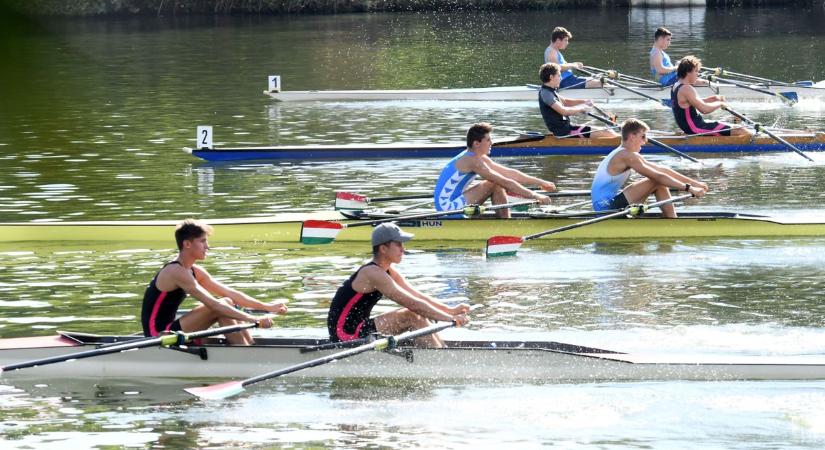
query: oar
[
  {"left": 0, "top": 323, "right": 259, "bottom": 374},
  {"left": 720, "top": 105, "right": 814, "bottom": 162},
  {"left": 599, "top": 76, "right": 672, "bottom": 107},
  {"left": 704, "top": 74, "right": 798, "bottom": 105},
  {"left": 184, "top": 321, "right": 456, "bottom": 400},
  {"left": 334, "top": 188, "right": 589, "bottom": 210},
  {"left": 701, "top": 67, "right": 793, "bottom": 87},
  {"left": 303, "top": 199, "right": 538, "bottom": 244},
  {"left": 586, "top": 107, "right": 700, "bottom": 163},
  {"left": 486, "top": 194, "right": 693, "bottom": 257},
  {"left": 582, "top": 65, "right": 661, "bottom": 87}
]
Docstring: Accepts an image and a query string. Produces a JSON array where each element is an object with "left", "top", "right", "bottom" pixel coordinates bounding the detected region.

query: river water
[{"left": 2, "top": 5, "right": 825, "bottom": 449}]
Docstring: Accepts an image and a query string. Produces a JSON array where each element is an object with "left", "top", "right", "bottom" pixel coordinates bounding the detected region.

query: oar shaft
[
  {"left": 242, "top": 321, "right": 455, "bottom": 388},
  {"left": 601, "top": 77, "right": 666, "bottom": 105},
  {"left": 702, "top": 67, "right": 791, "bottom": 86},
  {"left": 582, "top": 66, "right": 660, "bottom": 86},
  {"left": 523, "top": 194, "right": 693, "bottom": 241},
  {"left": 1, "top": 323, "right": 258, "bottom": 373},
  {"left": 721, "top": 106, "right": 813, "bottom": 162},
  {"left": 585, "top": 112, "right": 699, "bottom": 163},
  {"left": 705, "top": 74, "right": 795, "bottom": 103}
]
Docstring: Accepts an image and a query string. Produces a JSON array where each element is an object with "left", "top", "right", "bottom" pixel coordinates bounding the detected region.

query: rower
[
  {"left": 141, "top": 219, "right": 287, "bottom": 344},
  {"left": 326, "top": 223, "right": 469, "bottom": 348},
  {"left": 650, "top": 27, "right": 708, "bottom": 87},
  {"left": 433, "top": 122, "right": 556, "bottom": 219},
  {"left": 539, "top": 63, "right": 619, "bottom": 139},
  {"left": 543, "top": 26, "right": 603, "bottom": 89},
  {"left": 591, "top": 118, "right": 707, "bottom": 219},
  {"left": 672, "top": 56, "right": 753, "bottom": 138}
]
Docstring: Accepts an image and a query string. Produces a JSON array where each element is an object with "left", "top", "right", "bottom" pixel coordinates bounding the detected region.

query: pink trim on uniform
[
  {"left": 336, "top": 292, "right": 365, "bottom": 341},
  {"left": 148, "top": 291, "right": 168, "bottom": 337},
  {"left": 568, "top": 126, "right": 586, "bottom": 138},
  {"left": 685, "top": 110, "right": 727, "bottom": 136}
]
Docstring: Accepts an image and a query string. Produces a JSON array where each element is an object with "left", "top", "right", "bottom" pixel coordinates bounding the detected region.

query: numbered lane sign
[
  {"left": 197, "top": 126, "right": 213, "bottom": 150},
  {"left": 268, "top": 75, "right": 281, "bottom": 92}
]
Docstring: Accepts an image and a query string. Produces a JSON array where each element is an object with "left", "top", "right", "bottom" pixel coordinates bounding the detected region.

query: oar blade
[
  {"left": 334, "top": 192, "right": 368, "bottom": 210},
  {"left": 779, "top": 91, "right": 799, "bottom": 103},
  {"left": 184, "top": 380, "right": 245, "bottom": 400},
  {"left": 486, "top": 236, "right": 525, "bottom": 258},
  {"left": 300, "top": 220, "right": 344, "bottom": 245}
]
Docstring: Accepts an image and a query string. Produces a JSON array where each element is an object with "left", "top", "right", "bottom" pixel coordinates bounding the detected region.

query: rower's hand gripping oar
[
  {"left": 720, "top": 105, "right": 814, "bottom": 162},
  {"left": 586, "top": 107, "right": 700, "bottom": 164},
  {"left": 0, "top": 322, "right": 259, "bottom": 374},
  {"left": 486, "top": 194, "right": 693, "bottom": 257},
  {"left": 303, "top": 199, "right": 537, "bottom": 244},
  {"left": 704, "top": 73, "right": 798, "bottom": 105},
  {"left": 184, "top": 321, "right": 457, "bottom": 400}
]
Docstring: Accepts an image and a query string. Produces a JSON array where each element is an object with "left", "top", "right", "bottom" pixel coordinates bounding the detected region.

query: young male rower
[
  {"left": 671, "top": 56, "right": 752, "bottom": 138},
  {"left": 539, "top": 63, "right": 619, "bottom": 139},
  {"left": 544, "top": 26, "right": 602, "bottom": 89},
  {"left": 141, "top": 219, "right": 288, "bottom": 344},
  {"left": 591, "top": 118, "right": 708, "bottom": 219},
  {"left": 326, "top": 223, "right": 470, "bottom": 348},
  {"left": 434, "top": 122, "right": 556, "bottom": 219},
  {"left": 650, "top": 27, "right": 708, "bottom": 88}
]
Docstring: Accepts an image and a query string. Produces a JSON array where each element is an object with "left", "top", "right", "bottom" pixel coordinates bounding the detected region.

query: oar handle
[{"left": 522, "top": 194, "right": 693, "bottom": 242}]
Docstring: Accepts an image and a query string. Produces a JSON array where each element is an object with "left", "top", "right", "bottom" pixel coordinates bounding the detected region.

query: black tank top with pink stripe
[
  {"left": 141, "top": 261, "right": 193, "bottom": 337},
  {"left": 327, "top": 262, "right": 386, "bottom": 342}
]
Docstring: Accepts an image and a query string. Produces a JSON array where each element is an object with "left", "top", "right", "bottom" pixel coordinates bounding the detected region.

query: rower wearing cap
[
  {"left": 671, "top": 56, "right": 753, "bottom": 138},
  {"left": 591, "top": 118, "right": 707, "bottom": 219},
  {"left": 434, "top": 122, "right": 556, "bottom": 219},
  {"left": 141, "top": 219, "right": 287, "bottom": 345},
  {"left": 326, "top": 223, "right": 470, "bottom": 348},
  {"left": 543, "top": 26, "right": 603, "bottom": 89}
]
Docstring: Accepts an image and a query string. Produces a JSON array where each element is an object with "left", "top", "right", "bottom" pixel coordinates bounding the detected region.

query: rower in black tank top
[
  {"left": 327, "top": 262, "right": 387, "bottom": 342},
  {"left": 141, "top": 261, "right": 194, "bottom": 337},
  {"left": 671, "top": 82, "right": 732, "bottom": 137}
]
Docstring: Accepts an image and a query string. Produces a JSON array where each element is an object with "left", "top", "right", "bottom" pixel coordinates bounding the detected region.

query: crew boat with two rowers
[{"left": 4, "top": 327, "right": 825, "bottom": 383}]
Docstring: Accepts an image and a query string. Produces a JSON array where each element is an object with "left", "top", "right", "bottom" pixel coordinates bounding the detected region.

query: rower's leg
[
  {"left": 374, "top": 309, "right": 445, "bottom": 348},
  {"left": 463, "top": 181, "right": 510, "bottom": 218},
  {"left": 589, "top": 128, "right": 620, "bottom": 139},
  {"left": 179, "top": 299, "right": 253, "bottom": 345},
  {"left": 622, "top": 178, "right": 677, "bottom": 218}
]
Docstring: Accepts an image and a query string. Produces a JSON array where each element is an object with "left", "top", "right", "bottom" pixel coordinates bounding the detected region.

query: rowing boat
[
  {"left": 3, "top": 210, "right": 825, "bottom": 244},
  {"left": 263, "top": 81, "right": 825, "bottom": 103},
  {"left": 3, "top": 330, "right": 825, "bottom": 381},
  {"left": 187, "top": 132, "right": 825, "bottom": 161}
]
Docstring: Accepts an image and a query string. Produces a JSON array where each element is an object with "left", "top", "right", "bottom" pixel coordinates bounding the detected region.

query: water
[{"left": 2, "top": 5, "right": 825, "bottom": 449}]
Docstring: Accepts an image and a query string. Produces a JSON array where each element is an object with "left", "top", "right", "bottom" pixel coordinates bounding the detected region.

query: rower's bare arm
[
  {"left": 684, "top": 87, "right": 722, "bottom": 114},
  {"left": 198, "top": 273, "right": 287, "bottom": 315},
  {"left": 390, "top": 270, "right": 468, "bottom": 314},
  {"left": 651, "top": 52, "right": 672, "bottom": 75},
  {"left": 626, "top": 154, "right": 691, "bottom": 191},
  {"left": 487, "top": 159, "right": 556, "bottom": 192},
  {"left": 550, "top": 100, "right": 587, "bottom": 117},
  {"left": 652, "top": 163, "right": 708, "bottom": 191},
  {"left": 366, "top": 268, "right": 456, "bottom": 322},
  {"left": 475, "top": 162, "right": 541, "bottom": 199},
  {"left": 178, "top": 266, "right": 260, "bottom": 323}
]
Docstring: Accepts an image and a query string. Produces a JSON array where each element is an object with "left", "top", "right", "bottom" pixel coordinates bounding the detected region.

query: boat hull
[
  {"left": 264, "top": 82, "right": 825, "bottom": 103},
  {"left": 188, "top": 133, "right": 825, "bottom": 161},
  {"left": 3, "top": 333, "right": 825, "bottom": 382},
  {"left": 2, "top": 212, "right": 825, "bottom": 243}
]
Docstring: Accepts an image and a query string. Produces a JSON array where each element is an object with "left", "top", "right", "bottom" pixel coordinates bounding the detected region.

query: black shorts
[
  {"left": 329, "top": 318, "right": 377, "bottom": 342},
  {"left": 559, "top": 125, "right": 592, "bottom": 139},
  {"left": 607, "top": 192, "right": 630, "bottom": 210}
]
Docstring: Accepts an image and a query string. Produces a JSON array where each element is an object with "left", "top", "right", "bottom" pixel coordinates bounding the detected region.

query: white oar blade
[
  {"left": 334, "top": 192, "right": 368, "bottom": 210},
  {"left": 486, "top": 236, "right": 524, "bottom": 258},
  {"left": 300, "top": 220, "right": 344, "bottom": 245},
  {"left": 184, "top": 380, "right": 245, "bottom": 400}
]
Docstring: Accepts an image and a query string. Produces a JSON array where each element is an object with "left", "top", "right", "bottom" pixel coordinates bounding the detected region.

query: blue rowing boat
[{"left": 187, "top": 132, "right": 825, "bottom": 161}]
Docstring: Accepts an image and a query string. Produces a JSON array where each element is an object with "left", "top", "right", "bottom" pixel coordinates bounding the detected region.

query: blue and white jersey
[
  {"left": 591, "top": 147, "right": 631, "bottom": 211},
  {"left": 433, "top": 150, "right": 477, "bottom": 211},
  {"left": 544, "top": 46, "right": 573, "bottom": 80},
  {"left": 650, "top": 47, "right": 677, "bottom": 86}
]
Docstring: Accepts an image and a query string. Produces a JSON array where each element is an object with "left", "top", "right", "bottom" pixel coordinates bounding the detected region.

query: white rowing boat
[
  {"left": 263, "top": 80, "right": 825, "bottom": 103},
  {"left": 3, "top": 330, "right": 825, "bottom": 382}
]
